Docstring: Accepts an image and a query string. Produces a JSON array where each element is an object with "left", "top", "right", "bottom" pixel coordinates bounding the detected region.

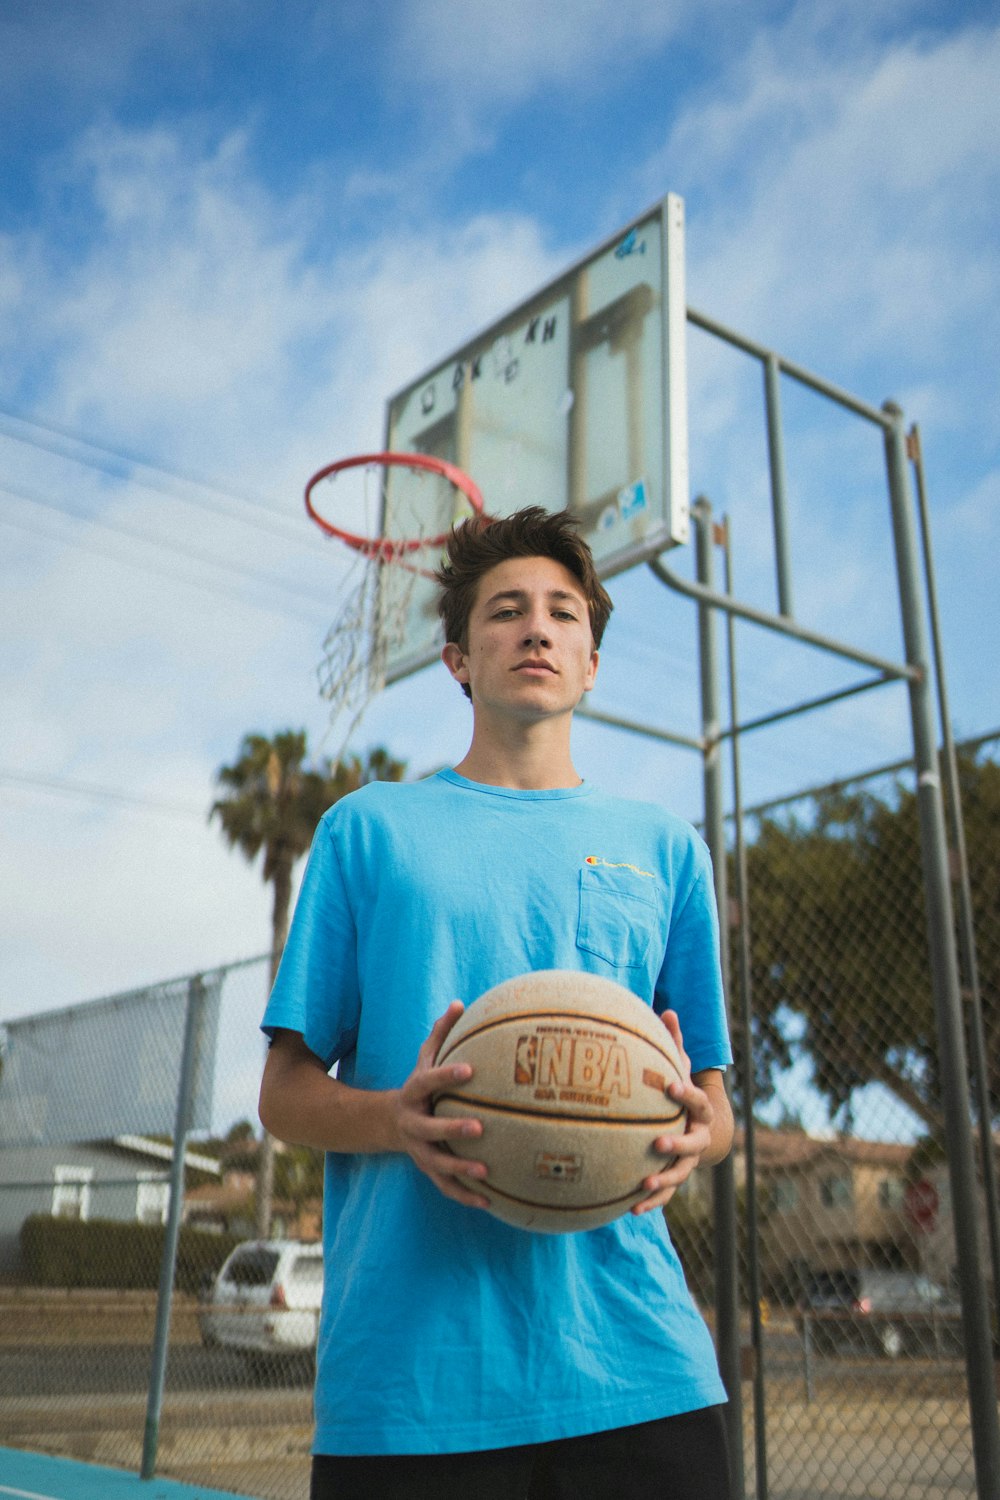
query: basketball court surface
[{"left": 0, "top": 1448, "right": 258, "bottom": 1500}]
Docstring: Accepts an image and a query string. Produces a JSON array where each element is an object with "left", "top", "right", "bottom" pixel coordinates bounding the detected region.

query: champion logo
[{"left": 585, "top": 855, "right": 655, "bottom": 879}]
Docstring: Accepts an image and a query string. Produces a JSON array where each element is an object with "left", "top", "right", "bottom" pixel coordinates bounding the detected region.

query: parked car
[
  {"left": 799, "top": 1268, "right": 962, "bottom": 1359},
  {"left": 198, "top": 1239, "right": 324, "bottom": 1374}
]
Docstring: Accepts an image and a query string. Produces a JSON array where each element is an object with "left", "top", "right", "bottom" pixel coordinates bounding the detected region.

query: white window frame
[
  {"left": 772, "top": 1177, "right": 799, "bottom": 1213},
  {"left": 819, "top": 1172, "right": 854, "bottom": 1210},
  {"left": 52, "top": 1165, "right": 93, "bottom": 1220},
  {"left": 136, "top": 1173, "right": 170, "bottom": 1226},
  {"left": 877, "top": 1175, "right": 906, "bottom": 1211}
]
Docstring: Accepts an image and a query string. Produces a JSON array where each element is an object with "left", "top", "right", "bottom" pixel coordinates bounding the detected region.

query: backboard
[{"left": 380, "top": 193, "right": 689, "bottom": 683}]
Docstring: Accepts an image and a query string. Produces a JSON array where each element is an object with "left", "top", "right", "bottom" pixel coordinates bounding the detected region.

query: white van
[{"left": 198, "top": 1239, "right": 324, "bottom": 1370}]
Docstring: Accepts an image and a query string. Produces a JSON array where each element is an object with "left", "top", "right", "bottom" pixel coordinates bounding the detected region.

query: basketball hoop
[{"left": 305, "top": 451, "right": 485, "bottom": 750}]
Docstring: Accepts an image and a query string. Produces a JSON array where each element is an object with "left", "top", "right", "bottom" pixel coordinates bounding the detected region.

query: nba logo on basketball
[
  {"left": 514, "top": 1028, "right": 631, "bottom": 1103},
  {"left": 514, "top": 1034, "right": 538, "bottom": 1084}
]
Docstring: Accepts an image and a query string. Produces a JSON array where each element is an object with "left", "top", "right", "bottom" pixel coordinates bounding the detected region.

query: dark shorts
[{"left": 310, "top": 1404, "right": 732, "bottom": 1500}]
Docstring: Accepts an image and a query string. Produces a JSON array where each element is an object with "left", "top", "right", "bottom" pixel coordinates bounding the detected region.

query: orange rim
[{"left": 304, "top": 451, "right": 485, "bottom": 561}]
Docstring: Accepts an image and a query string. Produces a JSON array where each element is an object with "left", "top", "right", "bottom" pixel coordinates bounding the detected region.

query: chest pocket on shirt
[{"left": 576, "top": 863, "right": 659, "bottom": 970}]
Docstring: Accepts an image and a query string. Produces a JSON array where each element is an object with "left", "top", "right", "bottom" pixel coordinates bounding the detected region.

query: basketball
[{"left": 433, "top": 969, "right": 687, "bottom": 1233}]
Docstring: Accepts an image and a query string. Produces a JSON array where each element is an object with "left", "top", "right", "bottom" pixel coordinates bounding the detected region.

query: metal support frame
[
  {"left": 881, "top": 405, "right": 999, "bottom": 1497},
  {"left": 576, "top": 307, "right": 1000, "bottom": 1498},
  {"left": 909, "top": 424, "right": 1000, "bottom": 1317},
  {"left": 141, "top": 973, "right": 208, "bottom": 1480},
  {"left": 694, "top": 504, "right": 744, "bottom": 1494},
  {"left": 719, "top": 514, "right": 771, "bottom": 1500}
]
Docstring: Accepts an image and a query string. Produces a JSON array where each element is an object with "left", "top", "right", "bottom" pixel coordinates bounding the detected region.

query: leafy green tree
[
  {"left": 211, "top": 730, "right": 406, "bottom": 1233},
  {"left": 273, "top": 1142, "right": 325, "bottom": 1219},
  {"left": 740, "top": 749, "right": 999, "bottom": 1134}
]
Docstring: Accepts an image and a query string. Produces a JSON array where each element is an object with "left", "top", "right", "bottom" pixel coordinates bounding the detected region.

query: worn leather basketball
[{"left": 433, "top": 969, "right": 687, "bottom": 1233}]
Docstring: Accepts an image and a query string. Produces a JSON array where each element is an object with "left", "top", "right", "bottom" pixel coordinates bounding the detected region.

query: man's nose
[{"left": 522, "top": 615, "right": 552, "bottom": 647}]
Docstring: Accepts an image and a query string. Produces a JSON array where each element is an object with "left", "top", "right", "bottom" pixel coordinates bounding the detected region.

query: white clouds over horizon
[{"left": 1, "top": 0, "right": 997, "bottom": 1051}]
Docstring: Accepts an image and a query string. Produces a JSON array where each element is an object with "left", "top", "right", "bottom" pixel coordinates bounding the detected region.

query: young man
[{"left": 259, "top": 507, "right": 735, "bottom": 1500}]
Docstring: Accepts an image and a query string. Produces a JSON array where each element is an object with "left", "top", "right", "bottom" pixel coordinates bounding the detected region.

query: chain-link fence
[
  {"left": 720, "top": 730, "right": 999, "bottom": 1498},
  {"left": 1, "top": 740, "right": 997, "bottom": 1499}
]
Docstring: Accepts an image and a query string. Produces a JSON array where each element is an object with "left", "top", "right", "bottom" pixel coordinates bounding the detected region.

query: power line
[
  {"left": 0, "top": 767, "right": 207, "bottom": 821},
  {"left": 0, "top": 479, "right": 335, "bottom": 610},
  {"left": 0, "top": 480, "right": 335, "bottom": 621},
  {"left": 0, "top": 404, "right": 314, "bottom": 547},
  {"left": 0, "top": 507, "right": 328, "bottom": 627}
]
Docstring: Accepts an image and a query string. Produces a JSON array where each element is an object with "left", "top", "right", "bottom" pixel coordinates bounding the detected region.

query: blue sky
[{"left": 1, "top": 1, "right": 997, "bottom": 1131}]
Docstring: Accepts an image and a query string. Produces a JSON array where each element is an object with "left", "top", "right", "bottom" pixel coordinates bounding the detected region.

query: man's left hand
[{"left": 632, "top": 1009, "right": 732, "bottom": 1215}]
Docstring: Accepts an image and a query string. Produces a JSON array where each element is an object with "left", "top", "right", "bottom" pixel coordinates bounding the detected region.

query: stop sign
[{"left": 905, "top": 1178, "right": 939, "bottom": 1232}]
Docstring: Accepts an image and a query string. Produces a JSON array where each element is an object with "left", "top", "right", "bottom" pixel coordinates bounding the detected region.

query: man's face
[{"left": 442, "top": 554, "right": 599, "bottom": 720}]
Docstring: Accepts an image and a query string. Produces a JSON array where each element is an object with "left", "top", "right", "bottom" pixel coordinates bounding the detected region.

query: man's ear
[
  {"left": 584, "top": 648, "right": 599, "bottom": 692},
  {"left": 441, "top": 640, "right": 470, "bottom": 686}
]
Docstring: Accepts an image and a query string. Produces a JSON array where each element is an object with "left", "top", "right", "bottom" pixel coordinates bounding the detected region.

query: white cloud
[
  {"left": 628, "top": 10, "right": 1000, "bottom": 671},
  {"left": 659, "top": 19, "right": 1000, "bottom": 375},
  {"left": 390, "top": 0, "right": 702, "bottom": 105},
  {"left": 9, "top": 118, "right": 571, "bottom": 491},
  {"left": 3, "top": 3, "right": 998, "bottom": 1036},
  {"left": 948, "top": 468, "right": 1000, "bottom": 541},
  {"left": 0, "top": 112, "right": 582, "bottom": 1016},
  {"left": 24, "top": 126, "right": 321, "bottom": 458},
  {"left": 0, "top": 781, "right": 272, "bottom": 1007}
]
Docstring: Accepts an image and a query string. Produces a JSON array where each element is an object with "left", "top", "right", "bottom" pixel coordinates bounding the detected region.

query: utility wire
[
  {"left": 0, "top": 768, "right": 207, "bottom": 821},
  {"left": 0, "top": 479, "right": 334, "bottom": 608},
  {"left": 0, "top": 506, "right": 330, "bottom": 627},
  {"left": 0, "top": 404, "right": 314, "bottom": 547}
]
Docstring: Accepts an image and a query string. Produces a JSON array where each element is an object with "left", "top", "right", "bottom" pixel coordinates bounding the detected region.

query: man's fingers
[
  {"left": 428, "top": 1171, "right": 492, "bottom": 1210},
  {"left": 409, "top": 1135, "right": 491, "bottom": 1209},
  {"left": 401, "top": 1105, "right": 482, "bottom": 1146},
  {"left": 396, "top": 1000, "right": 495, "bottom": 1209},
  {"left": 632, "top": 1185, "right": 678, "bottom": 1215},
  {"left": 400, "top": 1058, "right": 475, "bottom": 1111},
  {"left": 419, "top": 999, "right": 466, "bottom": 1062}
]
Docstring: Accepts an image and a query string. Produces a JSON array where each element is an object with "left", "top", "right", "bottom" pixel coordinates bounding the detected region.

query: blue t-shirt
[{"left": 263, "top": 769, "right": 732, "bottom": 1456}]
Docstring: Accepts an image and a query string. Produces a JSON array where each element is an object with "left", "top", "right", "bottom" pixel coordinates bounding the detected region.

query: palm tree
[{"left": 211, "top": 730, "right": 406, "bottom": 1234}]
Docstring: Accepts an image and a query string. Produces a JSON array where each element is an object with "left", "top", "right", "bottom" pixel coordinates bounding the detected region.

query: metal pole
[
  {"left": 686, "top": 307, "right": 895, "bottom": 429},
  {"left": 763, "top": 354, "right": 794, "bottom": 618},
  {"left": 909, "top": 423, "right": 1000, "bottom": 1317},
  {"left": 649, "top": 554, "right": 916, "bottom": 682},
  {"left": 141, "top": 974, "right": 206, "bottom": 1481},
  {"left": 882, "top": 404, "right": 1000, "bottom": 1498},
  {"left": 694, "top": 498, "right": 745, "bottom": 1499},
  {"left": 720, "top": 517, "right": 769, "bottom": 1500}
]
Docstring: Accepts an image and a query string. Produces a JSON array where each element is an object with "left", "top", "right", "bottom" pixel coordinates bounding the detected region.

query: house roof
[
  {"left": 112, "top": 1134, "right": 220, "bottom": 1175},
  {"left": 736, "top": 1127, "right": 912, "bottom": 1172}
]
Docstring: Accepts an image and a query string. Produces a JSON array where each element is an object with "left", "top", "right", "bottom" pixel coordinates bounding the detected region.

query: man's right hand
[{"left": 391, "top": 1001, "right": 492, "bottom": 1210}]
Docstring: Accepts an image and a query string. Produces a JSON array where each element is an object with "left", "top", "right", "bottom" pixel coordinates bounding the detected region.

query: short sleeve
[
  {"left": 261, "top": 816, "right": 362, "bottom": 1069},
  {"left": 654, "top": 837, "right": 732, "bottom": 1074}
]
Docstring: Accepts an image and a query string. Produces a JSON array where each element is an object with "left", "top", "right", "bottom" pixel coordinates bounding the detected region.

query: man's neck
[{"left": 452, "top": 714, "right": 582, "bottom": 791}]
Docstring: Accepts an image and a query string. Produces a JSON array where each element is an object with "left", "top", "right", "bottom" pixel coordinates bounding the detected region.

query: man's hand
[
  {"left": 632, "top": 1009, "right": 733, "bottom": 1216},
  {"left": 391, "top": 1001, "right": 492, "bottom": 1210}
]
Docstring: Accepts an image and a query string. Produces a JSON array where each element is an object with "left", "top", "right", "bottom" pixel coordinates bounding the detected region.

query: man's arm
[
  {"left": 632, "top": 1009, "right": 735, "bottom": 1216},
  {"left": 258, "top": 1003, "right": 491, "bottom": 1210}
]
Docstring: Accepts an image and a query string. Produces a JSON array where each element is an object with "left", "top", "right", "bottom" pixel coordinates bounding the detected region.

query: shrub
[{"left": 20, "top": 1215, "right": 240, "bottom": 1292}]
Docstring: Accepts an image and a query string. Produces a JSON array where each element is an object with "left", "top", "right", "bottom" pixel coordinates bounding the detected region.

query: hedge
[{"left": 20, "top": 1214, "right": 241, "bottom": 1292}]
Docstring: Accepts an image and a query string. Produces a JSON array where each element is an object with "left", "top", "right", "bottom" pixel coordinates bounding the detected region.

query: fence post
[
  {"left": 909, "top": 423, "right": 1000, "bottom": 1313},
  {"left": 694, "top": 498, "right": 745, "bottom": 1499},
  {"left": 141, "top": 973, "right": 207, "bottom": 1480},
  {"left": 801, "top": 1314, "right": 815, "bottom": 1406},
  {"left": 882, "top": 404, "right": 1000, "bottom": 1498}
]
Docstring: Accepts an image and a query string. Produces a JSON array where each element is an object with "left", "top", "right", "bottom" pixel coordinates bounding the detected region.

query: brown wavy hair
[{"left": 436, "top": 507, "right": 613, "bottom": 698}]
